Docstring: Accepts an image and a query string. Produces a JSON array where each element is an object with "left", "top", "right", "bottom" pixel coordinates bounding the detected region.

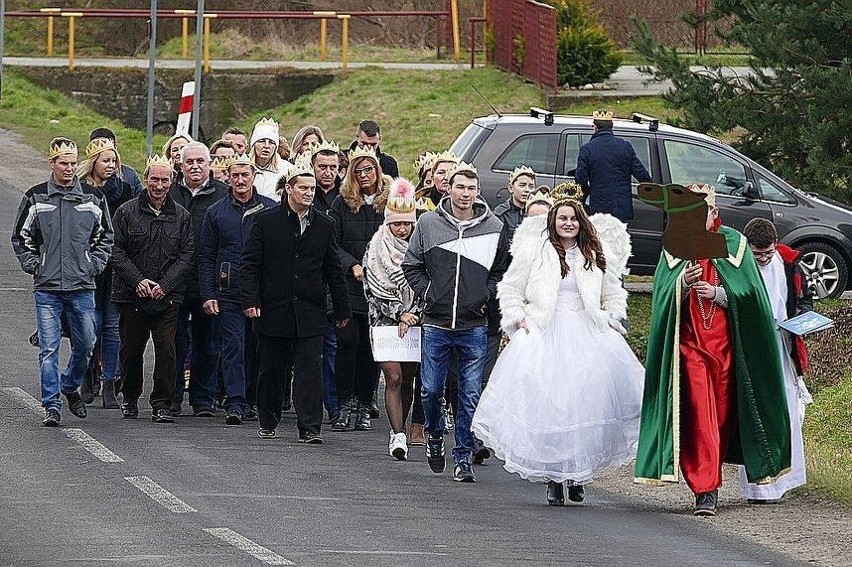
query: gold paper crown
[
  {"left": 431, "top": 150, "right": 460, "bottom": 171},
  {"left": 284, "top": 156, "right": 315, "bottom": 182},
  {"left": 414, "top": 151, "right": 438, "bottom": 173},
  {"left": 48, "top": 139, "right": 78, "bottom": 160},
  {"left": 688, "top": 183, "right": 716, "bottom": 208},
  {"left": 310, "top": 139, "right": 340, "bottom": 157},
  {"left": 448, "top": 161, "right": 478, "bottom": 180},
  {"left": 254, "top": 116, "right": 277, "bottom": 129},
  {"left": 210, "top": 155, "right": 230, "bottom": 171},
  {"left": 227, "top": 152, "right": 254, "bottom": 168},
  {"left": 508, "top": 165, "right": 536, "bottom": 185},
  {"left": 145, "top": 153, "right": 172, "bottom": 170},
  {"left": 84, "top": 138, "right": 116, "bottom": 160},
  {"left": 415, "top": 196, "right": 437, "bottom": 213},
  {"left": 525, "top": 188, "right": 554, "bottom": 212},
  {"left": 592, "top": 109, "right": 614, "bottom": 121},
  {"left": 349, "top": 144, "right": 379, "bottom": 164},
  {"left": 552, "top": 181, "right": 584, "bottom": 204}
]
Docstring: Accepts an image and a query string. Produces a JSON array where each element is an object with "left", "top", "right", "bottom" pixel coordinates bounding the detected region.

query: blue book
[{"left": 778, "top": 311, "right": 834, "bottom": 336}]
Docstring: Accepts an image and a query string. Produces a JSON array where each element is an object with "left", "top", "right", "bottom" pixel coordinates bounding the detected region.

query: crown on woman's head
[
  {"left": 414, "top": 151, "right": 438, "bottom": 173},
  {"left": 84, "top": 138, "right": 116, "bottom": 160},
  {"left": 551, "top": 181, "right": 584, "bottom": 205},
  {"left": 432, "top": 150, "right": 459, "bottom": 169},
  {"left": 349, "top": 145, "right": 378, "bottom": 163}
]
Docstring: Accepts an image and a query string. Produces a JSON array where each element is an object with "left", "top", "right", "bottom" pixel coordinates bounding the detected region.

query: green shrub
[{"left": 550, "top": 0, "right": 623, "bottom": 87}]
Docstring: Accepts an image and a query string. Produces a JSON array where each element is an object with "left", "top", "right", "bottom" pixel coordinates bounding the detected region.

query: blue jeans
[
  {"left": 34, "top": 290, "right": 97, "bottom": 410},
  {"left": 216, "top": 300, "right": 258, "bottom": 412},
  {"left": 421, "top": 325, "right": 487, "bottom": 464},
  {"left": 93, "top": 292, "right": 121, "bottom": 382},
  {"left": 322, "top": 320, "right": 339, "bottom": 413},
  {"left": 174, "top": 299, "right": 216, "bottom": 410}
]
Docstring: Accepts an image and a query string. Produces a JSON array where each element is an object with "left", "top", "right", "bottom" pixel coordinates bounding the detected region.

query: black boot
[
  {"left": 693, "top": 489, "right": 718, "bottom": 517},
  {"left": 354, "top": 404, "right": 371, "bottom": 430},
  {"left": 80, "top": 370, "right": 96, "bottom": 404},
  {"left": 101, "top": 381, "right": 119, "bottom": 409},
  {"left": 331, "top": 403, "right": 352, "bottom": 431},
  {"left": 567, "top": 481, "right": 585, "bottom": 503},
  {"left": 547, "top": 481, "right": 565, "bottom": 506}
]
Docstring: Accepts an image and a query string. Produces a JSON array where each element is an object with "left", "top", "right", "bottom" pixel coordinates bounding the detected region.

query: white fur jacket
[{"left": 497, "top": 214, "right": 631, "bottom": 335}]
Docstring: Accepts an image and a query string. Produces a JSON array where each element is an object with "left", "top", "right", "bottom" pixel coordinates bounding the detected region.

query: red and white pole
[{"left": 175, "top": 80, "right": 195, "bottom": 136}]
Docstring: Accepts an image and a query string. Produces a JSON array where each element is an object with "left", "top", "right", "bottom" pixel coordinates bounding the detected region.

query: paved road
[{"left": 0, "top": 172, "right": 807, "bottom": 566}]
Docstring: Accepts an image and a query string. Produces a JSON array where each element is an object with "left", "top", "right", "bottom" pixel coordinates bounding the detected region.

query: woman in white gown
[{"left": 472, "top": 197, "right": 644, "bottom": 505}]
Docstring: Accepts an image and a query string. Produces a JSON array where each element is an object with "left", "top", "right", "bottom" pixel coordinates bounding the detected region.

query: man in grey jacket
[
  {"left": 402, "top": 162, "right": 509, "bottom": 483},
  {"left": 11, "top": 137, "right": 114, "bottom": 427}
]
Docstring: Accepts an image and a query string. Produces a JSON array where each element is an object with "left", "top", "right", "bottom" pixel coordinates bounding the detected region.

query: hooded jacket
[
  {"left": 402, "top": 197, "right": 509, "bottom": 330},
  {"left": 12, "top": 176, "right": 113, "bottom": 291}
]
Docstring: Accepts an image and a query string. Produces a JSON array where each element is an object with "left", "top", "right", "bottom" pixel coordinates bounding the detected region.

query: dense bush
[{"left": 550, "top": 0, "right": 623, "bottom": 87}]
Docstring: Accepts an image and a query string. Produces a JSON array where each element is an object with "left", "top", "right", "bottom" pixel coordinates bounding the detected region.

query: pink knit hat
[{"left": 384, "top": 178, "right": 417, "bottom": 225}]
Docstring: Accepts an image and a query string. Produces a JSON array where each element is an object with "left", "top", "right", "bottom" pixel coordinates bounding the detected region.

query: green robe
[{"left": 634, "top": 226, "right": 791, "bottom": 485}]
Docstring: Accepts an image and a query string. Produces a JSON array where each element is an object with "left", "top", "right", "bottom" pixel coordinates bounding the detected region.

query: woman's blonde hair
[
  {"left": 340, "top": 155, "right": 390, "bottom": 213},
  {"left": 291, "top": 125, "right": 324, "bottom": 154},
  {"left": 76, "top": 139, "right": 121, "bottom": 186}
]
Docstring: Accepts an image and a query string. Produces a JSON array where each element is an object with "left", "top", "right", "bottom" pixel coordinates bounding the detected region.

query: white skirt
[{"left": 472, "top": 304, "right": 645, "bottom": 484}]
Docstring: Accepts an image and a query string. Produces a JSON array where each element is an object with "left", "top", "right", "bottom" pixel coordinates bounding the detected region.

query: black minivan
[{"left": 450, "top": 110, "right": 852, "bottom": 298}]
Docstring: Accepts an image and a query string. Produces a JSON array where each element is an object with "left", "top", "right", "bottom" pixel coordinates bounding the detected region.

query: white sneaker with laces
[{"left": 389, "top": 431, "right": 408, "bottom": 461}]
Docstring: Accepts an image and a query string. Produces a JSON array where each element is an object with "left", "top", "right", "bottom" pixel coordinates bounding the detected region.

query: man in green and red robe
[{"left": 634, "top": 184, "right": 791, "bottom": 516}]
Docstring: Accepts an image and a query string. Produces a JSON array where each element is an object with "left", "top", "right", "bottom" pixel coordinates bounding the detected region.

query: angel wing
[{"left": 590, "top": 213, "right": 632, "bottom": 275}]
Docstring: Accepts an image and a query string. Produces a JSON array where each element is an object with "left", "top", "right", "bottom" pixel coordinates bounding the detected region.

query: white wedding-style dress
[{"left": 472, "top": 246, "right": 645, "bottom": 484}]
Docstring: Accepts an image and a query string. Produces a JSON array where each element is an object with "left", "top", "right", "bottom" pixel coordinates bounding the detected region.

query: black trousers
[
  {"left": 334, "top": 313, "right": 379, "bottom": 407},
  {"left": 118, "top": 303, "right": 179, "bottom": 412},
  {"left": 256, "top": 334, "right": 323, "bottom": 435}
]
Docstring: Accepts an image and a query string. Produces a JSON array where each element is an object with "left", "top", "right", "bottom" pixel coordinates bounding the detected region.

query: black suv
[{"left": 450, "top": 110, "right": 852, "bottom": 298}]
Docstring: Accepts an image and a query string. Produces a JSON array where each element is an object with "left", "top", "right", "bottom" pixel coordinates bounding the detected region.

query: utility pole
[
  {"left": 0, "top": 0, "right": 6, "bottom": 98},
  {"left": 191, "top": 0, "right": 204, "bottom": 140},
  {"left": 145, "top": 0, "right": 158, "bottom": 156}
]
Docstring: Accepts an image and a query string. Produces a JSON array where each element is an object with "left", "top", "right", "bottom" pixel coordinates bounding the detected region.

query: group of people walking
[{"left": 12, "top": 110, "right": 811, "bottom": 516}]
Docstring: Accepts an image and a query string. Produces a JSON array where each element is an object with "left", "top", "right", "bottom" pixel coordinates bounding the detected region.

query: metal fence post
[
  {"left": 450, "top": 0, "right": 461, "bottom": 61},
  {"left": 192, "top": 0, "right": 204, "bottom": 140},
  {"left": 203, "top": 13, "right": 215, "bottom": 74},
  {"left": 146, "top": 0, "right": 158, "bottom": 156},
  {"left": 64, "top": 13, "right": 83, "bottom": 71},
  {"left": 338, "top": 14, "right": 350, "bottom": 70}
]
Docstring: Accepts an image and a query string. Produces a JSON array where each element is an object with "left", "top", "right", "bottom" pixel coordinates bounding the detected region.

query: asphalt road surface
[{"left": 0, "top": 175, "right": 807, "bottom": 567}]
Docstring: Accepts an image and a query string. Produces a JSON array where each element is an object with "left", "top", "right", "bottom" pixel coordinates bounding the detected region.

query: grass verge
[
  {"left": 804, "top": 378, "right": 852, "bottom": 502},
  {"left": 0, "top": 70, "right": 162, "bottom": 170}
]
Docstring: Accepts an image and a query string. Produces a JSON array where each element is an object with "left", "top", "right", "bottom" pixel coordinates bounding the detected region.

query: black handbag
[{"left": 134, "top": 297, "right": 174, "bottom": 316}]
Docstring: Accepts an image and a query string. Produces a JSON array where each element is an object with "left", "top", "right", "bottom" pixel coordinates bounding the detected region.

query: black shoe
[
  {"left": 42, "top": 408, "right": 61, "bottom": 427},
  {"left": 257, "top": 428, "right": 276, "bottom": 439},
  {"left": 299, "top": 432, "right": 324, "bottom": 444},
  {"left": 369, "top": 394, "right": 380, "bottom": 419},
  {"left": 193, "top": 406, "right": 215, "bottom": 417},
  {"left": 426, "top": 435, "right": 446, "bottom": 474},
  {"left": 326, "top": 408, "right": 340, "bottom": 424},
  {"left": 453, "top": 461, "right": 476, "bottom": 483},
  {"left": 694, "top": 490, "right": 718, "bottom": 516},
  {"left": 120, "top": 402, "right": 138, "bottom": 420},
  {"left": 170, "top": 401, "right": 183, "bottom": 415},
  {"left": 354, "top": 406, "right": 371, "bottom": 431},
  {"left": 101, "top": 382, "right": 119, "bottom": 409},
  {"left": 225, "top": 410, "right": 242, "bottom": 425},
  {"left": 243, "top": 406, "right": 258, "bottom": 422},
  {"left": 64, "top": 390, "right": 87, "bottom": 419},
  {"left": 547, "top": 481, "right": 565, "bottom": 506},
  {"left": 29, "top": 331, "right": 39, "bottom": 347},
  {"left": 214, "top": 396, "right": 227, "bottom": 410},
  {"left": 152, "top": 408, "right": 175, "bottom": 423},
  {"left": 473, "top": 446, "right": 494, "bottom": 465},
  {"left": 567, "top": 482, "right": 585, "bottom": 503},
  {"left": 331, "top": 405, "right": 352, "bottom": 431}
]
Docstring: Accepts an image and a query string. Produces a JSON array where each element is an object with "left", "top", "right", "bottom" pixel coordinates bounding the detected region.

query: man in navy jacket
[
  {"left": 575, "top": 110, "right": 652, "bottom": 222},
  {"left": 199, "top": 153, "right": 277, "bottom": 425}
]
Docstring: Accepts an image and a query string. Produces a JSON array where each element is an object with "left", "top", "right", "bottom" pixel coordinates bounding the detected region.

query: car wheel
[{"left": 796, "top": 242, "right": 848, "bottom": 299}]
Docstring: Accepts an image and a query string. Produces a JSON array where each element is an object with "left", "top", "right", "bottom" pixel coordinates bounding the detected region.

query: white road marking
[
  {"left": 63, "top": 428, "right": 125, "bottom": 463},
  {"left": 124, "top": 476, "right": 197, "bottom": 513},
  {"left": 203, "top": 528, "right": 294, "bottom": 565},
  {"left": 2, "top": 386, "right": 44, "bottom": 414}
]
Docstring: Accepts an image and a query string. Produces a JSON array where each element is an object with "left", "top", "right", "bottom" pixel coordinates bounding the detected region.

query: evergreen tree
[{"left": 631, "top": 1, "right": 851, "bottom": 202}]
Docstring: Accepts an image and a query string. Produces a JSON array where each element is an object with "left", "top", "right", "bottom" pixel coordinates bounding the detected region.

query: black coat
[
  {"left": 169, "top": 176, "right": 229, "bottom": 299},
  {"left": 111, "top": 192, "right": 195, "bottom": 304},
  {"left": 329, "top": 194, "right": 386, "bottom": 315},
  {"left": 242, "top": 203, "right": 351, "bottom": 338}
]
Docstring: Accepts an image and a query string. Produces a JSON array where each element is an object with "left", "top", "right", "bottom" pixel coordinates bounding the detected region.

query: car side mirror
[{"left": 742, "top": 181, "right": 759, "bottom": 199}]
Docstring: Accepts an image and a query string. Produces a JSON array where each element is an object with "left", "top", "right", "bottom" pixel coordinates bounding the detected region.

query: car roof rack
[
  {"left": 632, "top": 112, "right": 659, "bottom": 132},
  {"left": 530, "top": 107, "right": 554, "bottom": 126}
]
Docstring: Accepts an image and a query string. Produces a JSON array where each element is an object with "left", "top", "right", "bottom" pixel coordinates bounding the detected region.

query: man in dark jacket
[
  {"left": 111, "top": 155, "right": 195, "bottom": 422},
  {"left": 493, "top": 165, "right": 536, "bottom": 242},
  {"left": 242, "top": 162, "right": 350, "bottom": 443},
  {"left": 168, "top": 141, "right": 229, "bottom": 416},
  {"left": 12, "top": 137, "right": 113, "bottom": 427},
  {"left": 199, "top": 153, "right": 277, "bottom": 425},
  {"left": 402, "top": 162, "right": 510, "bottom": 483},
  {"left": 349, "top": 119, "right": 399, "bottom": 178},
  {"left": 575, "top": 110, "right": 652, "bottom": 222}
]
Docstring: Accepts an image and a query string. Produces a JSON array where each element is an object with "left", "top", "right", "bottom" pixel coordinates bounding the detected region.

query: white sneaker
[{"left": 388, "top": 431, "right": 408, "bottom": 461}]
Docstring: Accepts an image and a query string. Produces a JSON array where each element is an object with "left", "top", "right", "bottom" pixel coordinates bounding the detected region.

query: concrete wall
[{"left": 19, "top": 67, "right": 335, "bottom": 143}]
